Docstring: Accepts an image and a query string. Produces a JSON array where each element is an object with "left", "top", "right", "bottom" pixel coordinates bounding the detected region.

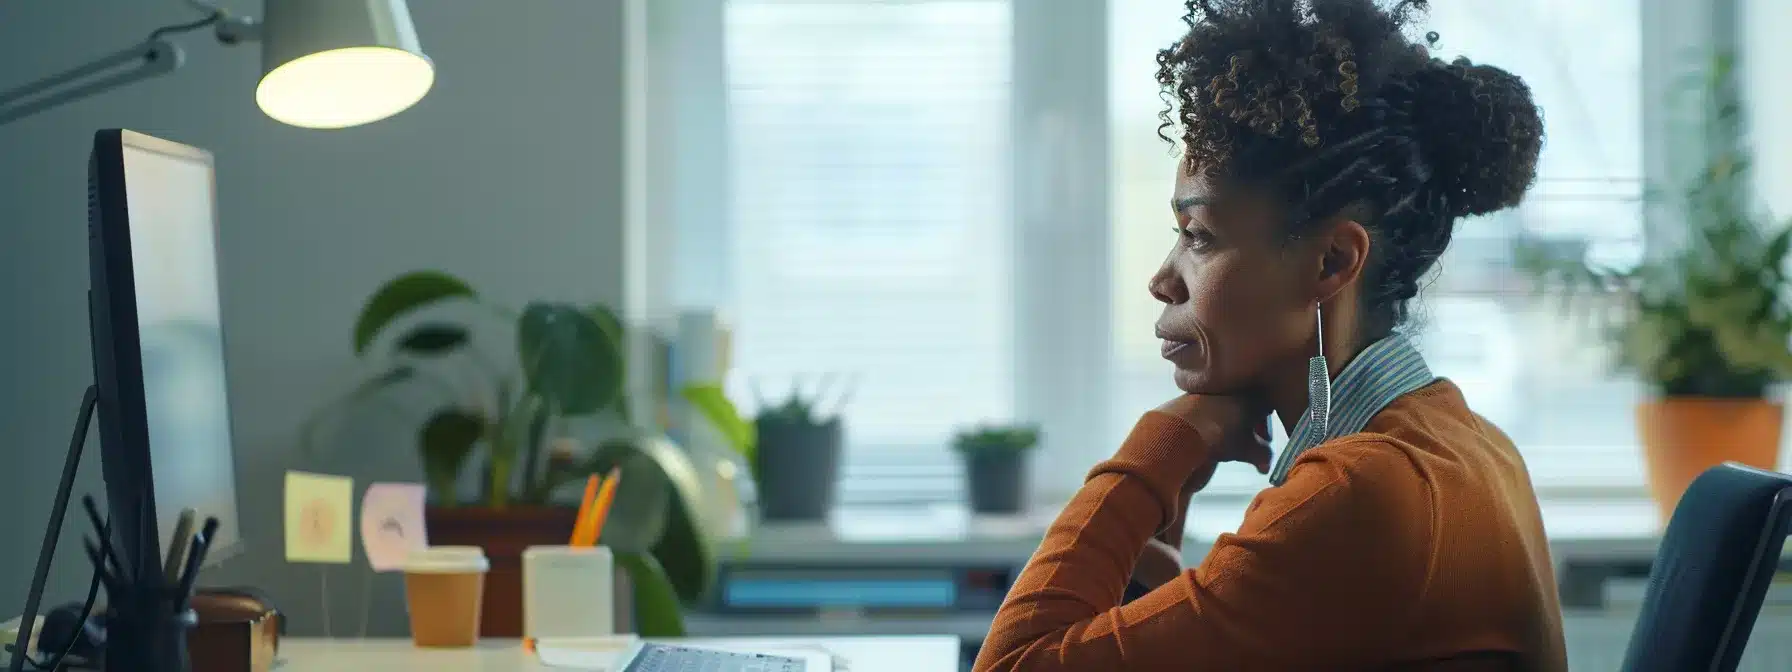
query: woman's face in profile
[{"left": 1149, "top": 165, "right": 1319, "bottom": 397}]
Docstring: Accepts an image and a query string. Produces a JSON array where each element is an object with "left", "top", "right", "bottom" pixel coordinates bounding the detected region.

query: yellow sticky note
[{"left": 285, "top": 471, "right": 354, "bottom": 564}]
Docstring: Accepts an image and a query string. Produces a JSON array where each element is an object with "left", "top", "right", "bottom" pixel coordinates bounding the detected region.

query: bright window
[
  {"left": 1745, "top": 0, "right": 1792, "bottom": 220},
  {"left": 723, "top": 0, "right": 1013, "bottom": 507},
  {"left": 1108, "top": 0, "right": 1646, "bottom": 496},
  {"left": 717, "top": 0, "right": 1648, "bottom": 511}
]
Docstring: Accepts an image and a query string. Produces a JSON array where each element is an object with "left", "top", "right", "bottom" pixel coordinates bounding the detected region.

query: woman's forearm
[{"left": 974, "top": 412, "right": 1210, "bottom": 671}]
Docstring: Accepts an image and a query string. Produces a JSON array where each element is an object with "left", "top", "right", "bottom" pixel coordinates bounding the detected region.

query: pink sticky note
[{"left": 359, "top": 483, "right": 428, "bottom": 572}]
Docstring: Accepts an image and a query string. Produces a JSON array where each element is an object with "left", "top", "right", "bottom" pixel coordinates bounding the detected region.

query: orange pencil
[
  {"left": 569, "top": 474, "right": 600, "bottom": 545},
  {"left": 571, "top": 470, "right": 613, "bottom": 547},
  {"left": 585, "top": 467, "right": 623, "bottom": 545}
]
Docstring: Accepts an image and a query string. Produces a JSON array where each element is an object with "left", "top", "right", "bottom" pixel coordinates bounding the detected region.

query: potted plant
[
  {"left": 749, "top": 377, "right": 851, "bottom": 521},
  {"left": 1518, "top": 55, "right": 1791, "bottom": 521},
  {"left": 302, "top": 270, "right": 716, "bottom": 637},
  {"left": 951, "top": 424, "right": 1040, "bottom": 515}
]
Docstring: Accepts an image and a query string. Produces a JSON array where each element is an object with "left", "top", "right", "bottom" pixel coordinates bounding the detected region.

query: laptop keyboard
[{"left": 622, "top": 643, "right": 809, "bottom": 672}]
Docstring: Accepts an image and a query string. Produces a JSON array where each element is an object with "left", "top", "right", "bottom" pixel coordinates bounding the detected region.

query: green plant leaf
[
  {"left": 587, "top": 304, "right": 626, "bottom": 350},
  {"left": 394, "top": 323, "right": 470, "bottom": 355},
  {"left": 587, "top": 435, "right": 716, "bottom": 605},
  {"left": 517, "top": 303, "right": 624, "bottom": 415},
  {"left": 517, "top": 399, "right": 553, "bottom": 501},
  {"left": 353, "top": 271, "right": 477, "bottom": 355},
  {"left": 615, "top": 550, "right": 685, "bottom": 637},
  {"left": 482, "top": 393, "right": 544, "bottom": 508},
  {"left": 1765, "top": 226, "right": 1792, "bottom": 281},
  {"left": 420, "top": 409, "right": 485, "bottom": 504},
  {"left": 587, "top": 303, "right": 634, "bottom": 425},
  {"left": 492, "top": 393, "right": 544, "bottom": 461},
  {"left": 680, "top": 383, "right": 756, "bottom": 461}
]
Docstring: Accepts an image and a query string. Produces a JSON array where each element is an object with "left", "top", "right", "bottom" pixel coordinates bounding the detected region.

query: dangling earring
[{"left": 1307, "top": 303, "right": 1332, "bottom": 440}]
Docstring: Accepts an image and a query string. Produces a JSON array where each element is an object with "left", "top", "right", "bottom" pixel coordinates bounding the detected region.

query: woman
[{"left": 972, "top": 0, "right": 1565, "bottom": 670}]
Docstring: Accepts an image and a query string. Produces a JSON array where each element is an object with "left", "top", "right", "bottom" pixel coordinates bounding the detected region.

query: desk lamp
[{"left": 0, "top": 0, "right": 434, "bottom": 129}]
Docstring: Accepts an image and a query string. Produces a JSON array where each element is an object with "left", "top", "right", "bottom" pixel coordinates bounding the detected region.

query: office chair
[{"left": 1619, "top": 462, "right": 1792, "bottom": 672}]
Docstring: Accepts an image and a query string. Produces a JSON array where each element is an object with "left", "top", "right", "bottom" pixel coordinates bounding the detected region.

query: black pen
[
  {"left": 84, "top": 539, "right": 122, "bottom": 596},
  {"left": 174, "top": 531, "right": 206, "bottom": 610},
  {"left": 80, "top": 495, "right": 102, "bottom": 530},
  {"left": 175, "top": 518, "right": 220, "bottom": 610},
  {"left": 80, "top": 497, "right": 110, "bottom": 555},
  {"left": 80, "top": 497, "right": 125, "bottom": 584}
]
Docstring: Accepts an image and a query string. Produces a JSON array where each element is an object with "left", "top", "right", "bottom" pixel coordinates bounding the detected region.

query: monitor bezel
[{"left": 89, "top": 129, "right": 241, "bottom": 586}]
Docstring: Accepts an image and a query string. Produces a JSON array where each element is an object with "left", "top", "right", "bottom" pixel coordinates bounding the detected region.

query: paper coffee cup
[{"left": 403, "top": 546, "right": 489, "bottom": 648}]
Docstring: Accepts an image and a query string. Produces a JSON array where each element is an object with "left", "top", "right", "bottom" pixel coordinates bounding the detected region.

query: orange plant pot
[{"left": 1636, "top": 398, "right": 1783, "bottom": 524}]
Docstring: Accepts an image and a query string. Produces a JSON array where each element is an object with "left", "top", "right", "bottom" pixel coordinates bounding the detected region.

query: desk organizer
[{"left": 523, "top": 545, "right": 617, "bottom": 640}]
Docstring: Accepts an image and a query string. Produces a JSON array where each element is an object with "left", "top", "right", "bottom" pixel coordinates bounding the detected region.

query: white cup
[{"left": 522, "top": 545, "right": 616, "bottom": 640}]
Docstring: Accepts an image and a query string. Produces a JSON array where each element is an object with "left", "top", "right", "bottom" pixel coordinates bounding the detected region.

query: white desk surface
[{"left": 278, "top": 636, "right": 961, "bottom": 671}]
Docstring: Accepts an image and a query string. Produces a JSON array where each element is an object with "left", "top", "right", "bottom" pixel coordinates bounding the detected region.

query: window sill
[{"left": 730, "top": 495, "right": 1696, "bottom": 567}]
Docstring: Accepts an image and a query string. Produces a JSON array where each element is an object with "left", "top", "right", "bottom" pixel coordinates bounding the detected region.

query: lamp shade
[{"left": 255, "top": 0, "right": 435, "bottom": 129}]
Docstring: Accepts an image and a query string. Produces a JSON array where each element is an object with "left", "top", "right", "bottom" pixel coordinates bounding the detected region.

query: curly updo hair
[{"left": 1157, "top": 0, "right": 1544, "bottom": 331}]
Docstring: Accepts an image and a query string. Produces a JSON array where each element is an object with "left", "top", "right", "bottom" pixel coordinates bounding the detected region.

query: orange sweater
[{"left": 973, "top": 381, "right": 1567, "bottom": 671}]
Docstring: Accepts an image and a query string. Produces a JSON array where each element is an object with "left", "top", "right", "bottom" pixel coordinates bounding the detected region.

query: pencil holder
[{"left": 522, "top": 545, "right": 615, "bottom": 641}]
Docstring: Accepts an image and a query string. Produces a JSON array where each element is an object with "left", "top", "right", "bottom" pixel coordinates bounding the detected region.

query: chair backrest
[{"left": 1620, "top": 463, "right": 1792, "bottom": 672}]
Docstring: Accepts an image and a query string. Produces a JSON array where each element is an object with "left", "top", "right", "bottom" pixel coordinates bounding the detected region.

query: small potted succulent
[
  {"left": 749, "top": 376, "right": 851, "bottom": 521},
  {"left": 952, "top": 424, "right": 1040, "bottom": 515}
]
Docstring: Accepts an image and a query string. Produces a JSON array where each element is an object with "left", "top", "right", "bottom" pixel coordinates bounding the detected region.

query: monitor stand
[{"left": 8, "top": 385, "right": 193, "bottom": 672}]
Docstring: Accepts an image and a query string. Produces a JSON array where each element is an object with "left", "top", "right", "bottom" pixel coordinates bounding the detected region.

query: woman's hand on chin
[{"left": 1154, "top": 394, "right": 1273, "bottom": 494}]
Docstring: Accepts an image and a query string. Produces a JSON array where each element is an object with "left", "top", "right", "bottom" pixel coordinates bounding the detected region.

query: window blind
[{"left": 723, "top": 0, "right": 1013, "bottom": 508}]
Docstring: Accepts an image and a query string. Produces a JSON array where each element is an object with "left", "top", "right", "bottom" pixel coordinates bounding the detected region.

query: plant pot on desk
[
  {"left": 951, "top": 423, "right": 1040, "bottom": 515},
  {"left": 964, "top": 451, "right": 1029, "bottom": 515},
  {"left": 752, "top": 418, "right": 842, "bottom": 521},
  {"left": 1637, "top": 398, "right": 1783, "bottom": 523},
  {"left": 423, "top": 505, "right": 578, "bottom": 637}
]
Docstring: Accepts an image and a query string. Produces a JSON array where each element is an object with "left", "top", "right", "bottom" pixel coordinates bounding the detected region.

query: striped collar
[{"left": 1268, "top": 333, "right": 1437, "bottom": 485}]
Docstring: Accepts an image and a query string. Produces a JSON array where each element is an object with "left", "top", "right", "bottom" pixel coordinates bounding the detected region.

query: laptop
[{"left": 612, "top": 641, "right": 835, "bottom": 672}]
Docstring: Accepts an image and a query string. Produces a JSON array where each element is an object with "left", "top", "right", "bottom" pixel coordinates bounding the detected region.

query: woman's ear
[{"left": 1314, "top": 218, "right": 1370, "bottom": 303}]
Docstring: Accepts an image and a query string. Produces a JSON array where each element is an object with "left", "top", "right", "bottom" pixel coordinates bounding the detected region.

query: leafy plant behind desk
[
  {"left": 336, "top": 270, "right": 628, "bottom": 506},
  {"left": 305, "top": 269, "right": 715, "bottom": 636},
  {"left": 1516, "top": 56, "right": 1792, "bottom": 398}
]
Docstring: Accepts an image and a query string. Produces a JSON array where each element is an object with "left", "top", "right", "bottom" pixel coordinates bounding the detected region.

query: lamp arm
[
  {"left": 214, "top": 14, "right": 264, "bottom": 46},
  {"left": 0, "top": 0, "right": 266, "bottom": 128},
  {"left": 0, "top": 40, "right": 183, "bottom": 127}
]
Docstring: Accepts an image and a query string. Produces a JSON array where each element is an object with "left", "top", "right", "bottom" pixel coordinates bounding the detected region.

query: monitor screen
[{"left": 117, "top": 137, "right": 242, "bottom": 564}]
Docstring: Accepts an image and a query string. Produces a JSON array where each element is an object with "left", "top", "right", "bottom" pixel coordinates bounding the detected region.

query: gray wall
[{"left": 0, "top": 0, "right": 635, "bottom": 636}]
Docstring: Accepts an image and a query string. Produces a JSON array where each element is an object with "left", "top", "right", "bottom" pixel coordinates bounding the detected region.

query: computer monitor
[{"left": 88, "top": 129, "right": 242, "bottom": 585}]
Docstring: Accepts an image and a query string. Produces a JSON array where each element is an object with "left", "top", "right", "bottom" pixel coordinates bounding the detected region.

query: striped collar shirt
[{"left": 1268, "top": 333, "right": 1438, "bottom": 485}]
